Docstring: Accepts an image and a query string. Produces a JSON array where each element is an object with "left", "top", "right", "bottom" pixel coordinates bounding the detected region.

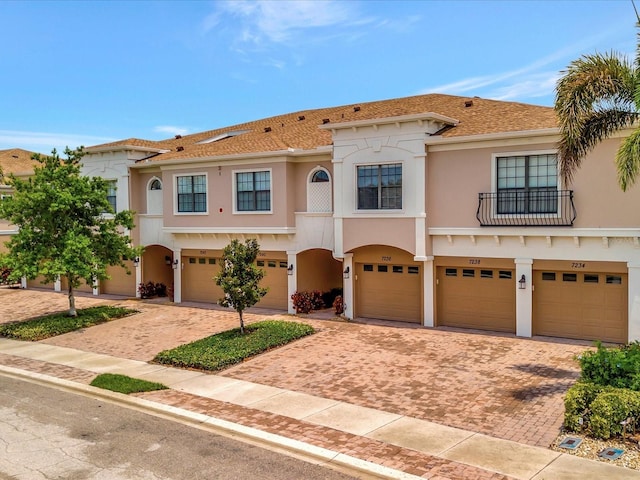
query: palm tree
[{"left": 555, "top": 26, "right": 640, "bottom": 191}]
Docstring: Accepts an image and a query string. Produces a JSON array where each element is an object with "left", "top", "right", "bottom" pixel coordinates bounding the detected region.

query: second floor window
[
  {"left": 236, "top": 171, "right": 271, "bottom": 211},
  {"left": 497, "top": 154, "right": 558, "bottom": 214},
  {"left": 357, "top": 163, "right": 402, "bottom": 210},
  {"left": 177, "top": 175, "right": 207, "bottom": 213},
  {"left": 106, "top": 180, "right": 117, "bottom": 212}
]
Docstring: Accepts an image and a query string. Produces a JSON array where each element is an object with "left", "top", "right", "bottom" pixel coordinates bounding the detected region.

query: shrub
[
  {"left": 564, "top": 382, "right": 607, "bottom": 432},
  {"left": 321, "top": 288, "right": 343, "bottom": 308},
  {"left": 579, "top": 342, "right": 640, "bottom": 390},
  {"left": 291, "top": 290, "right": 324, "bottom": 313},
  {"left": 589, "top": 389, "right": 640, "bottom": 439},
  {"left": 0, "top": 266, "right": 12, "bottom": 285},
  {"left": 137, "top": 281, "right": 167, "bottom": 299},
  {"left": 333, "top": 295, "right": 344, "bottom": 315}
]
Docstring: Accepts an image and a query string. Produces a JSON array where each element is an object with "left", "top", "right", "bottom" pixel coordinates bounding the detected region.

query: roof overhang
[{"left": 319, "top": 112, "right": 459, "bottom": 131}]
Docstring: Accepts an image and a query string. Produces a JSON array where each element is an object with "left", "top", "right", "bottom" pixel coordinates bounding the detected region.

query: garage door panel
[
  {"left": 182, "top": 257, "right": 224, "bottom": 303},
  {"left": 533, "top": 270, "right": 627, "bottom": 343},
  {"left": 437, "top": 267, "right": 515, "bottom": 332},
  {"left": 256, "top": 260, "right": 288, "bottom": 309},
  {"left": 356, "top": 263, "right": 421, "bottom": 323},
  {"left": 102, "top": 263, "right": 136, "bottom": 296}
]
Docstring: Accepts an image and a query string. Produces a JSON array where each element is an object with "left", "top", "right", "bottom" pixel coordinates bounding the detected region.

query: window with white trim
[
  {"left": 106, "top": 180, "right": 117, "bottom": 212},
  {"left": 236, "top": 171, "right": 271, "bottom": 212},
  {"left": 357, "top": 163, "right": 402, "bottom": 210},
  {"left": 177, "top": 175, "right": 207, "bottom": 213},
  {"left": 496, "top": 154, "right": 557, "bottom": 214}
]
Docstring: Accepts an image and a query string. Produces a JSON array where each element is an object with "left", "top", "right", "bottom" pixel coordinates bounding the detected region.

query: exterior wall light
[
  {"left": 519, "top": 274, "right": 526, "bottom": 289},
  {"left": 287, "top": 264, "right": 294, "bottom": 275},
  {"left": 172, "top": 259, "right": 179, "bottom": 269},
  {"left": 343, "top": 266, "right": 350, "bottom": 279},
  {"left": 164, "top": 255, "right": 172, "bottom": 266},
  {"left": 133, "top": 257, "right": 140, "bottom": 267}
]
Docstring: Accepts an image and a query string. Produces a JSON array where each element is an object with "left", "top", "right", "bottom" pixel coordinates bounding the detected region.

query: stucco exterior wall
[{"left": 343, "top": 217, "right": 415, "bottom": 254}]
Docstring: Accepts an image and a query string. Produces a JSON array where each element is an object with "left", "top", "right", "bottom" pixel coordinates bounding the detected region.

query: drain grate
[
  {"left": 598, "top": 448, "right": 624, "bottom": 460},
  {"left": 558, "top": 437, "right": 582, "bottom": 450}
]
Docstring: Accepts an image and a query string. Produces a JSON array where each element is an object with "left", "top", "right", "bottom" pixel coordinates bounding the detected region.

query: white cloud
[
  {"left": 213, "top": 0, "right": 357, "bottom": 44},
  {"left": 154, "top": 125, "right": 190, "bottom": 136},
  {"left": 0, "top": 130, "right": 116, "bottom": 154}
]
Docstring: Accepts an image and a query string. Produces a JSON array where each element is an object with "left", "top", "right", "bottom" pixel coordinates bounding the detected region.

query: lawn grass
[
  {"left": 90, "top": 373, "right": 167, "bottom": 394},
  {"left": 0, "top": 305, "right": 137, "bottom": 341},
  {"left": 154, "top": 320, "right": 315, "bottom": 371}
]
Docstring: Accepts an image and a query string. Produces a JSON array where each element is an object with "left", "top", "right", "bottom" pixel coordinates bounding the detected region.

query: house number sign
[
  {"left": 469, "top": 259, "right": 481, "bottom": 264},
  {"left": 381, "top": 256, "right": 392, "bottom": 261},
  {"left": 571, "top": 262, "right": 586, "bottom": 269}
]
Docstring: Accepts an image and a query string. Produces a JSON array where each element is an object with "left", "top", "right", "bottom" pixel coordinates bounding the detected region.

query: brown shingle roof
[
  {"left": 89, "top": 94, "right": 557, "bottom": 163},
  {"left": 0, "top": 148, "right": 38, "bottom": 176}
]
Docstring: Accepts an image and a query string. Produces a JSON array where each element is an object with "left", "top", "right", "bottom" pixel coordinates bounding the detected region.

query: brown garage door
[
  {"left": 256, "top": 259, "right": 288, "bottom": 309},
  {"left": 533, "top": 271, "right": 627, "bottom": 343},
  {"left": 437, "top": 267, "right": 515, "bottom": 332},
  {"left": 355, "top": 263, "right": 421, "bottom": 323},
  {"left": 182, "top": 256, "right": 224, "bottom": 304},
  {"left": 27, "top": 275, "right": 54, "bottom": 289},
  {"left": 102, "top": 263, "right": 136, "bottom": 296}
]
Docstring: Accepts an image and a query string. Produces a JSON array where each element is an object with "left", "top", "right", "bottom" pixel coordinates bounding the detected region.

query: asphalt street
[{"left": 0, "top": 374, "right": 359, "bottom": 480}]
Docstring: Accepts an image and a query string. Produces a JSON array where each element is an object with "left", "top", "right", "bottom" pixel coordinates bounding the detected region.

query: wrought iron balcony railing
[{"left": 476, "top": 190, "right": 576, "bottom": 226}]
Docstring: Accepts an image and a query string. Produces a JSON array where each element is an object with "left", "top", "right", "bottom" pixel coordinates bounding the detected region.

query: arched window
[
  {"left": 311, "top": 170, "right": 329, "bottom": 183},
  {"left": 307, "top": 168, "right": 332, "bottom": 212},
  {"left": 150, "top": 179, "right": 162, "bottom": 190},
  {"left": 147, "top": 178, "right": 163, "bottom": 215}
]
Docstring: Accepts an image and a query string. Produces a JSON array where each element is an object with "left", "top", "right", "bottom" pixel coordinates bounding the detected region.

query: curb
[{"left": 0, "top": 364, "right": 422, "bottom": 480}]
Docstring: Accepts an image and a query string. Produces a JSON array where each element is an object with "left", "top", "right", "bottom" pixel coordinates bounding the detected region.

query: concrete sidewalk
[{"left": 0, "top": 338, "right": 636, "bottom": 480}]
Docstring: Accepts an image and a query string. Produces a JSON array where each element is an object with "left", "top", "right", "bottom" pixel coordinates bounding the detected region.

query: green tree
[
  {"left": 0, "top": 147, "right": 141, "bottom": 316},
  {"left": 214, "top": 239, "right": 268, "bottom": 334},
  {"left": 555, "top": 22, "right": 640, "bottom": 190}
]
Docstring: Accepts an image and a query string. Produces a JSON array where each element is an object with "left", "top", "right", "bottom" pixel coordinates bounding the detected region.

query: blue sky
[{"left": 0, "top": 0, "right": 635, "bottom": 154}]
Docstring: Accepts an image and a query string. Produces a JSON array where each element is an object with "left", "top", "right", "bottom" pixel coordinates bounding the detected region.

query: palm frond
[
  {"left": 617, "top": 128, "right": 640, "bottom": 190},
  {"left": 555, "top": 52, "right": 637, "bottom": 183}
]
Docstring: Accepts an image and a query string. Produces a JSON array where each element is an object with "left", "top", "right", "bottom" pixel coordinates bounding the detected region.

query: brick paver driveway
[{"left": 1, "top": 287, "right": 590, "bottom": 448}]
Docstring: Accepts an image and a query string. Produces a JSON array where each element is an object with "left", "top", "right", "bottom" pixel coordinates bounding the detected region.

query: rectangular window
[
  {"left": 377, "top": 265, "right": 388, "bottom": 272},
  {"left": 363, "top": 264, "right": 374, "bottom": 272},
  {"left": 208, "top": 258, "right": 216, "bottom": 265},
  {"left": 445, "top": 268, "right": 457, "bottom": 276},
  {"left": 462, "top": 269, "right": 475, "bottom": 277},
  {"left": 606, "top": 275, "right": 622, "bottom": 285},
  {"left": 189, "top": 257, "right": 196, "bottom": 264},
  {"left": 198, "top": 258, "right": 206, "bottom": 265},
  {"left": 236, "top": 171, "right": 271, "bottom": 211},
  {"left": 584, "top": 274, "right": 599, "bottom": 283},
  {"left": 499, "top": 271, "right": 512, "bottom": 279},
  {"left": 357, "top": 163, "right": 402, "bottom": 210},
  {"left": 542, "top": 272, "right": 556, "bottom": 281},
  {"left": 408, "top": 266, "right": 419, "bottom": 274},
  {"left": 106, "top": 180, "right": 117, "bottom": 212},
  {"left": 177, "top": 175, "right": 207, "bottom": 213},
  {"left": 480, "top": 270, "right": 493, "bottom": 279},
  {"left": 392, "top": 266, "right": 403, "bottom": 273},
  {"left": 267, "top": 260, "right": 276, "bottom": 268},
  {"left": 496, "top": 154, "right": 558, "bottom": 214},
  {"left": 257, "top": 260, "right": 265, "bottom": 267},
  {"left": 279, "top": 261, "right": 288, "bottom": 268},
  {"left": 563, "top": 273, "right": 577, "bottom": 282}
]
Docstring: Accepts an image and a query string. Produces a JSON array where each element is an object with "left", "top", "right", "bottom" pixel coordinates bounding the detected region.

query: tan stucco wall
[
  {"left": 426, "top": 138, "right": 640, "bottom": 229},
  {"left": 343, "top": 218, "right": 415, "bottom": 254},
  {"left": 296, "top": 249, "right": 342, "bottom": 292}
]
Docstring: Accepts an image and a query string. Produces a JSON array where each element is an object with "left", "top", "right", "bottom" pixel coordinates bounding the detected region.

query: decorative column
[
  {"left": 423, "top": 256, "right": 435, "bottom": 327},
  {"left": 173, "top": 248, "right": 182, "bottom": 303},
  {"left": 54, "top": 276, "right": 61, "bottom": 292},
  {"left": 515, "top": 258, "right": 533, "bottom": 338},
  {"left": 342, "top": 253, "right": 354, "bottom": 320},
  {"left": 628, "top": 262, "right": 640, "bottom": 342},
  {"left": 287, "top": 251, "right": 297, "bottom": 315},
  {"left": 135, "top": 259, "right": 142, "bottom": 298}
]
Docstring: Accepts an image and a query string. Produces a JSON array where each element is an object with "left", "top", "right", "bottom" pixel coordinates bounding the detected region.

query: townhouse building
[{"left": 6, "top": 94, "right": 640, "bottom": 344}]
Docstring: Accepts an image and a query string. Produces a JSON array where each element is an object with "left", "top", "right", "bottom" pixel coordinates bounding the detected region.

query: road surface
[{"left": 0, "top": 374, "right": 360, "bottom": 480}]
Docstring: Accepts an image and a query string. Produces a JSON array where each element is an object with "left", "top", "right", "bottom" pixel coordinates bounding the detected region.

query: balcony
[{"left": 476, "top": 190, "right": 576, "bottom": 226}]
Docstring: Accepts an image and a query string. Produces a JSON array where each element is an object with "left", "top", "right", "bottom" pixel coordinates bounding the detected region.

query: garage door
[
  {"left": 437, "top": 267, "right": 515, "bottom": 332},
  {"left": 61, "top": 276, "right": 94, "bottom": 294},
  {"left": 355, "top": 262, "right": 421, "bottom": 323},
  {"left": 533, "top": 271, "right": 627, "bottom": 343},
  {"left": 256, "top": 259, "right": 288, "bottom": 309},
  {"left": 27, "top": 275, "right": 54, "bottom": 290},
  {"left": 182, "top": 256, "right": 224, "bottom": 304},
  {"left": 101, "top": 263, "right": 136, "bottom": 296}
]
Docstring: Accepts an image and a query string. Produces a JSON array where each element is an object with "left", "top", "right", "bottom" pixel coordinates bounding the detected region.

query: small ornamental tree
[
  {"left": 0, "top": 147, "right": 142, "bottom": 316},
  {"left": 214, "top": 239, "right": 268, "bottom": 334}
]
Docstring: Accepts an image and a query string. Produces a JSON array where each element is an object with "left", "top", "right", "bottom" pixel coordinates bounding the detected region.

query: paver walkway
[{"left": 2, "top": 287, "right": 589, "bottom": 448}]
